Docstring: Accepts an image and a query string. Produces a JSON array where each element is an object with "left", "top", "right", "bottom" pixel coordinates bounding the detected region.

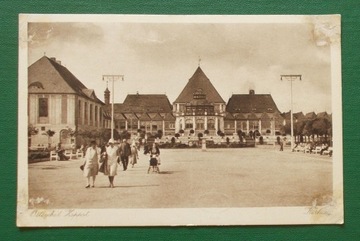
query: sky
[{"left": 28, "top": 18, "right": 336, "bottom": 114}]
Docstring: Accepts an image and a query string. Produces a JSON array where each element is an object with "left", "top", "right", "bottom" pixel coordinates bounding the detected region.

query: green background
[{"left": 0, "top": 1, "right": 359, "bottom": 240}]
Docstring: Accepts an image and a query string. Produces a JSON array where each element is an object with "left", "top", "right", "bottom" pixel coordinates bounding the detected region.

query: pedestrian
[
  {"left": 83, "top": 140, "right": 100, "bottom": 188},
  {"left": 56, "top": 143, "right": 69, "bottom": 160},
  {"left": 119, "top": 139, "right": 131, "bottom": 171},
  {"left": 106, "top": 139, "right": 119, "bottom": 188},
  {"left": 145, "top": 142, "right": 160, "bottom": 173},
  {"left": 130, "top": 142, "right": 139, "bottom": 168},
  {"left": 279, "top": 139, "right": 284, "bottom": 151}
]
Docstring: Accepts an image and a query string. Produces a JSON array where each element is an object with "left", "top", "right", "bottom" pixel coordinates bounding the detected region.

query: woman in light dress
[
  {"left": 83, "top": 140, "right": 100, "bottom": 188},
  {"left": 106, "top": 139, "right": 119, "bottom": 188},
  {"left": 130, "top": 142, "right": 139, "bottom": 168}
]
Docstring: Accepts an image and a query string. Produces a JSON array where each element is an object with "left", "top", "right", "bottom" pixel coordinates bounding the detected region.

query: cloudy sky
[{"left": 28, "top": 16, "right": 336, "bottom": 114}]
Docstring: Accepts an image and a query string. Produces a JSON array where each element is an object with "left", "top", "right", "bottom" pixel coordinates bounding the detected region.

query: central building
[{"left": 173, "top": 67, "right": 226, "bottom": 136}]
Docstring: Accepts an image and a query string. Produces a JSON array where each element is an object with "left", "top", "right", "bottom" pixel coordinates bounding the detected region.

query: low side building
[
  {"left": 104, "top": 93, "right": 175, "bottom": 137},
  {"left": 225, "top": 90, "right": 284, "bottom": 136}
]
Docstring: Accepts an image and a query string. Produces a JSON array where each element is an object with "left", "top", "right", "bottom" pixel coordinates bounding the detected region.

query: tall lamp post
[
  {"left": 280, "top": 74, "right": 302, "bottom": 151},
  {"left": 103, "top": 75, "right": 124, "bottom": 140}
]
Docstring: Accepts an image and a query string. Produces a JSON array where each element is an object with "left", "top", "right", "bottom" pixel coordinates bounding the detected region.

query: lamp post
[
  {"left": 103, "top": 74, "right": 124, "bottom": 140},
  {"left": 280, "top": 74, "right": 302, "bottom": 151}
]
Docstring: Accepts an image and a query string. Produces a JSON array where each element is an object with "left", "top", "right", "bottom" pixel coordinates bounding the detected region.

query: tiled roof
[
  {"left": 282, "top": 111, "right": 305, "bottom": 120},
  {"left": 163, "top": 113, "right": 176, "bottom": 121},
  {"left": 226, "top": 94, "right": 280, "bottom": 114},
  {"left": 148, "top": 113, "right": 163, "bottom": 121},
  {"left": 260, "top": 112, "right": 271, "bottom": 120},
  {"left": 232, "top": 113, "right": 246, "bottom": 120},
  {"left": 45, "top": 57, "right": 104, "bottom": 104},
  {"left": 174, "top": 67, "right": 225, "bottom": 103},
  {"left": 247, "top": 112, "right": 258, "bottom": 120},
  {"left": 137, "top": 113, "right": 151, "bottom": 121},
  {"left": 122, "top": 94, "right": 172, "bottom": 113},
  {"left": 224, "top": 112, "right": 235, "bottom": 120}
]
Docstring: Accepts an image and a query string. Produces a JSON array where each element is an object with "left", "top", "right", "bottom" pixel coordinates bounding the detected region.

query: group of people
[{"left": 81, "top": 139, "right": 161, "bottom": 188}]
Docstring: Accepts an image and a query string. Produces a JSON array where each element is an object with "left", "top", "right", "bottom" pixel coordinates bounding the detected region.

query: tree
[
  {"left": 157, "top": 130, "right": 163, "bottom": 139},
  {"left": 179, "top": 129, "right": 184, "bottom": 134},
  {"left": 28, "top": 124, "right": 38, "bottom": 147},
  {"left": 197, "top": 132, "right": 203, "bottom": 139},
  {"left": 217, "top": 130, "right": 222, "bottom": 136},
  {"left": 28, "top": 124, "right": 38, "bottom": 136},
  {"left": 43, "top": 129, "right": 55, "bottom": 148},
  {"left": 175, "top": 133, "right": 180, "bottom": 138},
  {"left": 99, "top": 128, "right": 121, "bottom": 143},
  {"left": 204, "top": 129, "right": 209, "bottom": 135},
  {"left": 190, "top": 129, "right": 195, "bottom": 135},
  {"left": 312, "top": 117, "right": 331, "bottom": 142}
]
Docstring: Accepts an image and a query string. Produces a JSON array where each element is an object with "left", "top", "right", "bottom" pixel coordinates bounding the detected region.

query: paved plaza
[{"left": 28, "top": 146, "right": 332, "bottom": 209}]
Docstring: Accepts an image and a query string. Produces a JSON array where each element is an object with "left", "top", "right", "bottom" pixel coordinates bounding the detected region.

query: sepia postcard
[{"left": 17, "top": 14, "right": 343, "bottom": 226}]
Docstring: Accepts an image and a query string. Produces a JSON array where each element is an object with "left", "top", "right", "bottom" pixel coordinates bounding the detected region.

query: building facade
[
  {"left": 172, "top": 67, "right": 226, "bottom": 136},
  {"left": 28, "top": 56, "right": 106, "bottom": 148}
]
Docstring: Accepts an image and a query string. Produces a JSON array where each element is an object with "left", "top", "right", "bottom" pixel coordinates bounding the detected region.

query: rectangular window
[
  {"left": 95, "top": 106, "right": 98, "bottom": 126},
  {"left": 84, "top": 102, "right": 88, "bottom": 125},
  {"left": 61, "top": 95, "right": 67, "bottom": 124},
  {"left": 89, "top": 104, "right": 93, "bottom": 125},
  {"left": 78, "top": 100, "right": 82, "bottom": 125},
  {"left": 38, "top": 98, "right": 48, "bottom": 117}
]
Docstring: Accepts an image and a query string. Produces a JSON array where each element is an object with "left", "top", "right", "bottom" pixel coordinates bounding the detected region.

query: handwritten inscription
[
  {"left": 31, "top": 209, "right": 90, "bottom": 218},
  {"left": 307, "top": 206, "right": 332, "bottom": 216}
]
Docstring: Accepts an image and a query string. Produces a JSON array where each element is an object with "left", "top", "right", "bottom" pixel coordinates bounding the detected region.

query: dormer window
[{"left": 193, "top": 88, "right": 206, "bottom": 99}]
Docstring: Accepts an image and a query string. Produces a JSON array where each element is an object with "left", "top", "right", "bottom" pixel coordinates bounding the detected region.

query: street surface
[{"left": 28, "top": 146, "right": 332, "bottom": 209}]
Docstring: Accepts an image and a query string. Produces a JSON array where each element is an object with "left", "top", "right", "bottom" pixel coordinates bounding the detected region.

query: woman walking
[
  {"left": 106, "top": 139, "right": 119, "bottom": 188},
  {"left": 83, "top": 140, "right": 100, "bottom": 188},
  {"left": 130, "top": 142, "right": 139, "bottom": 168}
]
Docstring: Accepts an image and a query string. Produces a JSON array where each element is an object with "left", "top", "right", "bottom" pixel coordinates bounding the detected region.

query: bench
[
  {"left": 76, "top": 149, "right": 84, "bottom": 158},
  {"left": 322, "top": 147, "right": 333, "bottom": 156},
  {"left": 64, "top": 149, "right": 76, "bottom": 159},
  {"left": 50, "top": 151, "right": 59, "bottom": 161},
  {"left": 312, "top": 146, "right": 322, "bottom": 154}
]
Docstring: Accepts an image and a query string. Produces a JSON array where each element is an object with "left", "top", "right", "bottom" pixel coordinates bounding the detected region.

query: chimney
[
  {"left": 104, "top": 88, "right": 110, "bottom": 105},
  {"left": 56, "top": 60, "right": 61, "bottom": 65},
  {"left": 249, "top": 89, "right": 255, "bottom": 95},
  {"left": 50, "top": 57, "right": 56, "bottom": 62}
]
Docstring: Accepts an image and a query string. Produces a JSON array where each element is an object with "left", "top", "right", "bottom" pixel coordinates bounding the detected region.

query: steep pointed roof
[
  {"left": 28, "top": 56, "right": 103, "bottom": 104},
  {"left": 174, "top": 67, "right": 225, "bottom": 103}
]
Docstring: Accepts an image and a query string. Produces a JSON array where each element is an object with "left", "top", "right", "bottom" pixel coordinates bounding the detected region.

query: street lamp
[
  {"left": 102, "top": 74, "right": 124, "bottom": 140},
  {"left": 280, "top": 74, "right": 302, "bottom": 151}
]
